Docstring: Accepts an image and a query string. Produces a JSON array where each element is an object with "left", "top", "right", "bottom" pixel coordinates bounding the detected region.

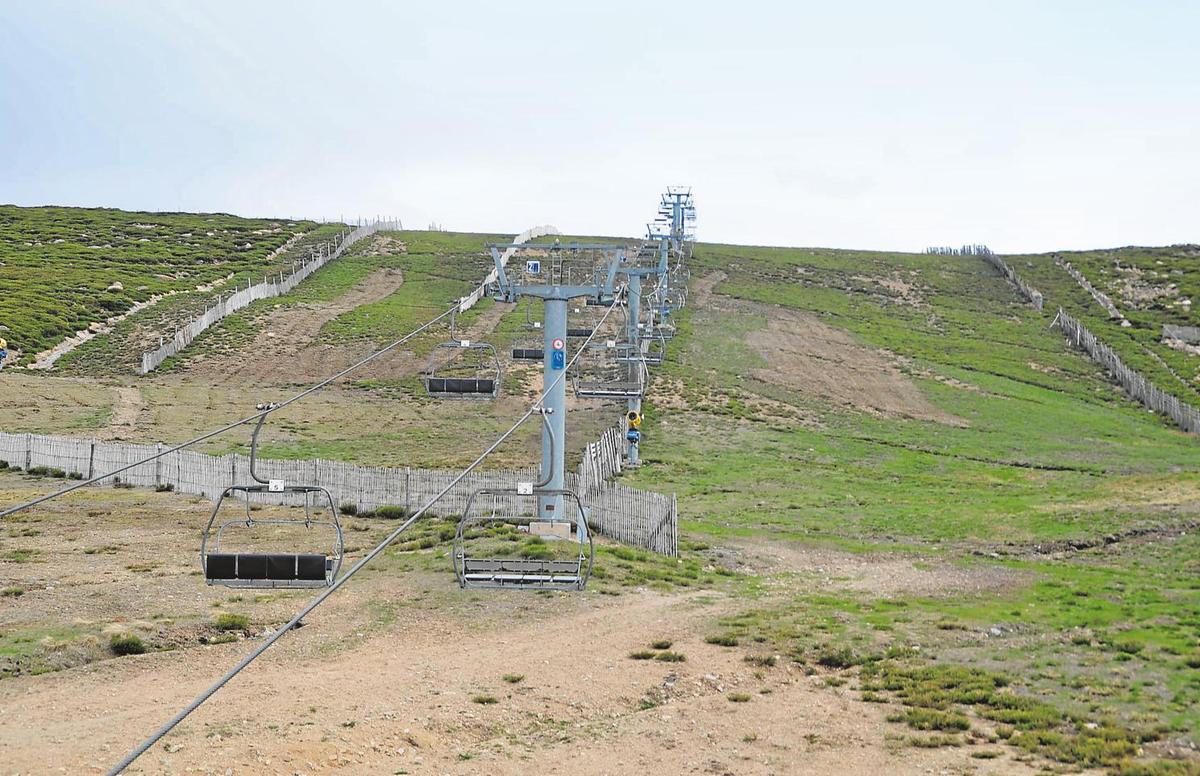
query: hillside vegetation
[
  {"left": 0, "top": 205, "right": 323, "bottom": 365},
  {"left": 625, "top": 242, "right": 1200, "bottom": 772},
  {"left": 1, "top": 222, "right": 1198, "bottom": 772},
  {"left": 1011, "top": 245, "right": 1200, "bottom": 406}
]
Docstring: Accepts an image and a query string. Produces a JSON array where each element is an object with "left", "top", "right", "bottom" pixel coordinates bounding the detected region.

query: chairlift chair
[
  {"left": 201, "top": 411, "right": 344, "bottom": 588},
  {"left": 573, "top": 341, "right": 646, "bottom": 400},
  {"left": 453, "top": 486, "right": 593, "bottom": 591},
  {"left": 423, "top": 340, "right": 501, "bottom": 399}
]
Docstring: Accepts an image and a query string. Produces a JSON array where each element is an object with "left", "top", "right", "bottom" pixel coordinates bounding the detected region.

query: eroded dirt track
[
  {"left": 0, "top": 587, "right": 1042, "bottom": 776},
  {"left": 188, "top": 268, "right": 406, "bottom": 384}
]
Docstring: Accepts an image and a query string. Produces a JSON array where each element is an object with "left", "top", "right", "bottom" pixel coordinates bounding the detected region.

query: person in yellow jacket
[{"left": 0, "top": 338, "right": 7, "bottom": 370}]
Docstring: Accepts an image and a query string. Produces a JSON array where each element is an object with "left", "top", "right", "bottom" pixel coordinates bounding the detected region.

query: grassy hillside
[
  {"left": 1010, "top": 245, "right": 1200, "bottom": 407},
  {"left": 0, "top": 205, "right": 323, "bottom": 364},
  {"left": 2, "top": 225, "right": 1197, "bottom": 772},
  {"left": 624, "top": 242, "right": 1200, "bottom": 772}
]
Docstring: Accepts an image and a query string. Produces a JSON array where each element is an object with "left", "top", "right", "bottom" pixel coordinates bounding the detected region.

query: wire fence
[
  {"left": 0, "top": 424, "right": 678, "bottom": 556},
  {"left": 139, "top": 220, "right": 400, "bottom": 373},
  {"left": 1054, "top": 308, "right": 1200, "bottom": 433}
]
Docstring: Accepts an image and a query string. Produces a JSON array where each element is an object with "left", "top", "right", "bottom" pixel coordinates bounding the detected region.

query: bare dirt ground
[
  {"left": 98, "top": 385, "right": 145, "bottom": 440},
  {"left": 189, "top": 268, "right": 407, "bottom": 384},
  {"left": 693, "top": 272, "right": 966, "bottom": 425},
  {"left": 0, "top": 479, "right": 1053, "bottom": 776},
  {"left": 746, "top": 309, "right": 966, "bottom": 426}
]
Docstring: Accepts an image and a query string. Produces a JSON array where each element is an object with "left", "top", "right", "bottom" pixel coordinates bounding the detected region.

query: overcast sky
[{"left": 2, "top": 1, "right": 1197, "bottom": 252}]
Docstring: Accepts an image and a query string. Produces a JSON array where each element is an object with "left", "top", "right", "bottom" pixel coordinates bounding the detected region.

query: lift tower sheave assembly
[{"left": 490, "top": 242, "right": 625, "bottom": 525}]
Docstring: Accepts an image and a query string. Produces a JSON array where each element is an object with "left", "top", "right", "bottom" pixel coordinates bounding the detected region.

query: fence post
[
  {"left": 155, "top": 442, "right": 163, "bottom": 486},
  {"left": 88, "top": 440, "right": 96, "bottom": 480},
  {"left": 24, "top": 433, "right": 31, "bottom": 470}
]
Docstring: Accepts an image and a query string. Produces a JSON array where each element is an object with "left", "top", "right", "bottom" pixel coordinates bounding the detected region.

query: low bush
[
  {"left": 110, "top": 633, "right": 147, "bottom": 656},
  {"left": 705, "top": 634, "right": 739, "bottom": 647},
  {"left": 214, "top": 613, "right": 249, "bottom": 631}
]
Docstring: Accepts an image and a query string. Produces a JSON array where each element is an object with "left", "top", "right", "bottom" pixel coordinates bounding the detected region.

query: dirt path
[
  {"left": 0, "top": 480, "right": 1053, "bottom": 775},
  {"left": 97, "top": 385, "right": 143, "bottom": 440},
  {"left": 193, "top": 268, "right": 406, "bottom": 384},
  {"left": 0, "top": 587, "right": 1042, "bottom": 776}
]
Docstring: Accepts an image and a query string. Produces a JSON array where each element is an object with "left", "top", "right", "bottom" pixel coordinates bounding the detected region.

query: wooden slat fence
[
  {"left": 0, "top": 426, "right": 678, "bottom": 556},
  {"left": 1055, "top": 308, "right": 1200, "bottom": 433},
  {"left": 980, "top": 250, "right": 1044, "bottom": 311},
  {"left": 1055, "top": 257, "right": 1127, "bottom": 325},
  {"left": 139, "top": 220, "right": 400, "bottom": 373}
]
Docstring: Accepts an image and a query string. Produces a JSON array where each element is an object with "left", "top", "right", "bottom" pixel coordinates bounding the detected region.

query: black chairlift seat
[
  {"left": 566, "top": 327, "right": 594, "bottom": 338},
  {"left": 511, "top": 347, "right": 544, "bottom": 361},
  {"left": 426, "top": 376, "right": 497, "bottom": 394},
  {"left": 205, "top": 552, "right": 332, "bottom": 588}
]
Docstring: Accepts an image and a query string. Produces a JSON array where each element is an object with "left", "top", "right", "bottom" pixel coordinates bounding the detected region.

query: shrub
[
  {"left": 655, "top": 651, "right": 686, "bottom": 663},
  {"left": 374, "top": 505, "right": 409, "bottom": 520},
  {"left": 471, "top": 695, "right": 498, "bottom": 705},
  {"left": 502, "top": 674, "right": 524, "bottom": 684},
  {"left": 68, "top": 471, "right": 84, "bottom": 480},
  {"left": 889, "top": 708, "right": 971, "bottom": 732},
  {"left": 705, "top": 634, "right": 739, "bottom": 647},
  {"left": 816, "top": 646, "right": 861, "bottom": 668},
  {"left": 1, "top": 586, "right": 24, "bottom": 597},
  {"left": 339, "top": 502, "right": 359, "bottom": 516},
  {"left": 154, "top": 483, "right": 174, "bottom": 492},
  {"left": 629, "top": 650, "right": 656, "bottom": 660},
  {"left": 26, "top": 465, "right": 49, "bottom": 476},
  {"left": 651, "top": 639, "right": 673, "bottom": 650},
  {"left": 110, "top": 633, "right": 147, "bottom": 656},
  {"left": 214, "top": 613, "right": 249, "bottom": 631},
  {"left": 727, "top": 693, "right": 751, "bottom": 703},
  {"left": 0, "top": 460, "right": 9, "bottom": 470}
]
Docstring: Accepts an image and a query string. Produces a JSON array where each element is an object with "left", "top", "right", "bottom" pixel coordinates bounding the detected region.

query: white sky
[{"left": 1, "top": 0, "right": 1197, "bottom": 252}]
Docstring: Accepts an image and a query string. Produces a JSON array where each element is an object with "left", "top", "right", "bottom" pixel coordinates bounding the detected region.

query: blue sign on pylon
[{"left": 551, "top": 350, "right": 565, "bottom": 370}]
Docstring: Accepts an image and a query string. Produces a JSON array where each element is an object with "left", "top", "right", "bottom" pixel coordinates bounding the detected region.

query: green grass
[
  {"left": 213, "top": 613, "right": 249, "bottom": 631},
  {"left": 0, "top": 205, "right": 322, "bottom": 365},
  {"left": 611, "top": 240, "right": 1200, "bottom": 771},
  {"left": 1007, "top": 245, "right": 1200, "bottom": 407}
]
